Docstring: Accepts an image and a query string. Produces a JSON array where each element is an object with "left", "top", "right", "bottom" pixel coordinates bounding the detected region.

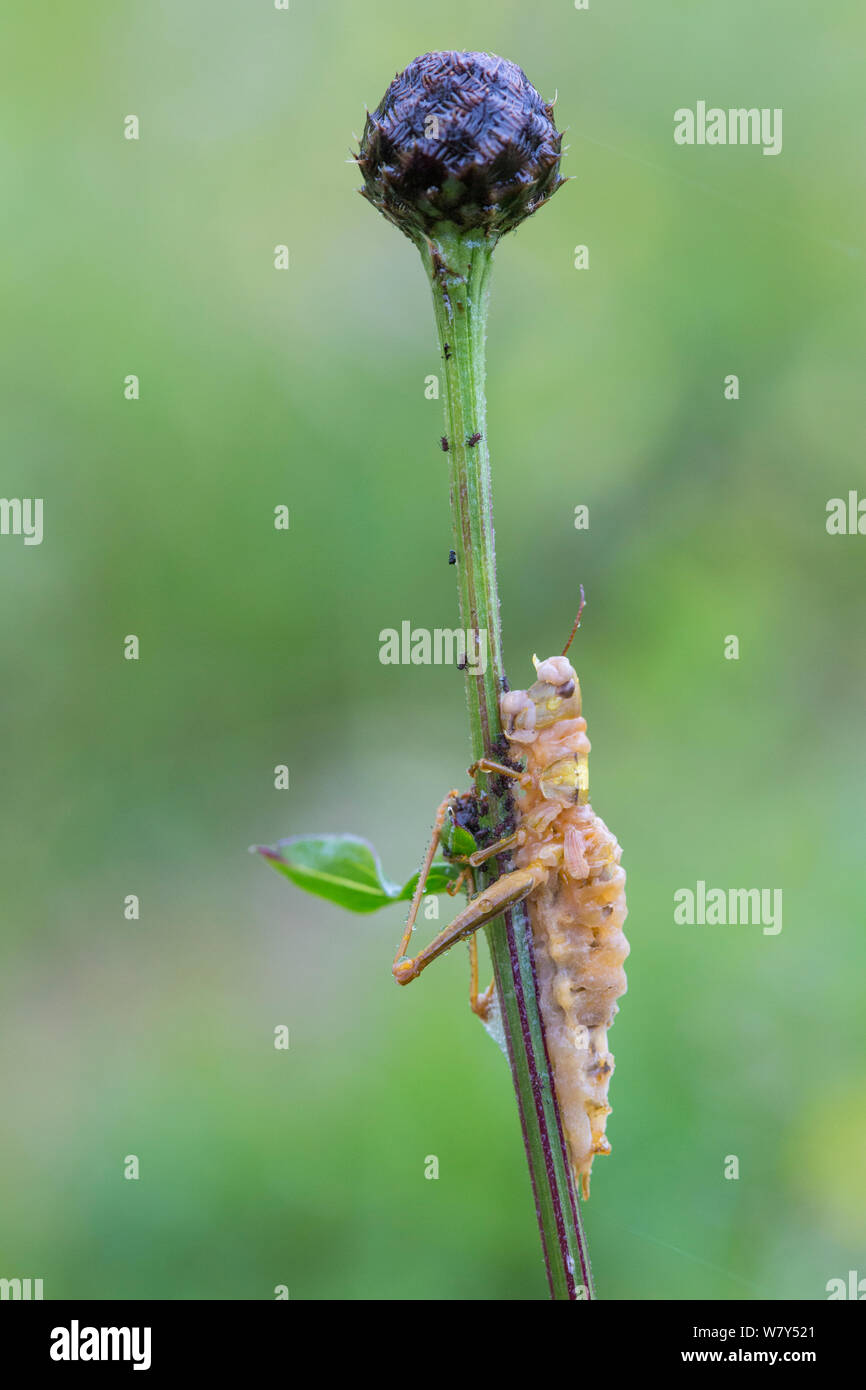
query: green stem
[{"left": 418, "top": 223, "right": 595, "bottom": 1301}]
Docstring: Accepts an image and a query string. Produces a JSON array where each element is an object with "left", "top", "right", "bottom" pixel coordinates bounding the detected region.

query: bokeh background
[{"left": 2, "top": 1, "right": 864, "bottom": 1300}]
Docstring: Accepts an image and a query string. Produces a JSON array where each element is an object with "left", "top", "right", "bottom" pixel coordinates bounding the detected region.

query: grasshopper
[{"left": 393, "top": 594, "right": 629, "bottom": 1199}]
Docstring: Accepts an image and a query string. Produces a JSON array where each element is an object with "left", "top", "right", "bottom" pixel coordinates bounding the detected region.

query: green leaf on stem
[
  {"left": 253, "top": 834, "right": 463, "bottom": 913},
  {"left": 440, "top": 818, "right": 478, "bottom": 861}
]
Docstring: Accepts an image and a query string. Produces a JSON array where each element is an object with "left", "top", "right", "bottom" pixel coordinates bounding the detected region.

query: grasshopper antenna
[{"left": 562, "top": 585, "right": 586, "bottom": 656}]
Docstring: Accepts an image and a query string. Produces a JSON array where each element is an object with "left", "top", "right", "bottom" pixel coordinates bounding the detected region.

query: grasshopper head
[
  {"left": 529, "top": 654, "right": 582, "bottom": 728},
  {"left": 500, "top": 655, "right": 582, "bottom": 740}
]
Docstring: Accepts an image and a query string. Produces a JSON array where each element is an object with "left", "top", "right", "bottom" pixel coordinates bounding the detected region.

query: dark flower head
[{"left": 356, "top": 51, "right": 566, "bottom": 243}]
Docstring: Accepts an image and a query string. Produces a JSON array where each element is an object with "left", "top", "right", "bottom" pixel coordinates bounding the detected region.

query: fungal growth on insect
[
  {"left": 500, "top": 647, "right": 629, "bottom": 1200},
  {"left": 392, "top": 595, "right": 629, "bottom": 1200}
]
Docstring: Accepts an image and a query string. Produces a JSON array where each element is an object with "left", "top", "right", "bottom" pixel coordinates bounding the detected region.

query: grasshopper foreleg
[
  {"left": 467, "top": 757, "right": 529, "bottom": 786},
  {"left": 467, "top": 830, "right": 522, "bottom": 868},
  {"left": 394, "top": 790, "right": 460, "bottom": 968}
]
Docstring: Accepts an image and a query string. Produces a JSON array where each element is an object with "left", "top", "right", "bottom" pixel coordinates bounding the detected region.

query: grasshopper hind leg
[
  {"left": 393, "top": 864, "right": 544, "bottom": 986},
  {"left": 393, "top": 785, "right": 544, "bottom": 1006}
]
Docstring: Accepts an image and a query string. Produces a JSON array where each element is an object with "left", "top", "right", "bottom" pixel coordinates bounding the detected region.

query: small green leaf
[
  {"left": 398, "top": 860, "right": 461, "bottom": 901},
  {"left": 441, "top": 818, "right": 478, "bottom": 860},
  {"left": 254, "top": 835, "right": 399, "bottom": 913},
  {"left": 253, "top": 834, "right": 464, "bottom": 914}
]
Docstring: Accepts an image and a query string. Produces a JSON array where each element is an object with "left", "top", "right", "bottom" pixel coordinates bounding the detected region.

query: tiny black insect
[
  {"left": 467, "top": 432, "right": 482, "bottom": 447},
  {"left": 440, "top": 436, "right": 449, "bottom": 451},
  {"left": 448, "top": 549, "right": 456, "bottom": 565},
  {"left": 445, "top": 791, "right": 482, "bottom": 851},
  {"left": 443, "top": 343, "right": 452, "bottom": 360},
  {"left": 457, "top": 657, "right": 468, "bottom": 670}
]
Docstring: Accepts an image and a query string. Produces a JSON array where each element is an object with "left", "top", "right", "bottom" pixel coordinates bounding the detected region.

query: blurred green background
[{"left": 2, "top": 1, "right": 864, "bottom": 1300}]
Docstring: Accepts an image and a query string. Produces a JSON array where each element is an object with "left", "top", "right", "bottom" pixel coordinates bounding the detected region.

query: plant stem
[{"left": 418, "top": 223, "right": 595, "bottom": 1301}]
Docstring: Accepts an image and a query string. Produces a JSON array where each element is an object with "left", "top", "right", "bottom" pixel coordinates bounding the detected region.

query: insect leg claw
[{"left": 393, "top": 957, "right": 419, "bottom": 986}]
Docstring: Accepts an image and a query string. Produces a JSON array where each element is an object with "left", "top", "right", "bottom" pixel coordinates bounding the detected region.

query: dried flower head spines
[{"left": 356, "top": 51, "right": 566, "bottom": 243}]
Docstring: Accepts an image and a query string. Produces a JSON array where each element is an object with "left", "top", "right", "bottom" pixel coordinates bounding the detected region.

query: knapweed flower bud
[{"left": 357, "top": 51, "right": 566, "bottom": 243}]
